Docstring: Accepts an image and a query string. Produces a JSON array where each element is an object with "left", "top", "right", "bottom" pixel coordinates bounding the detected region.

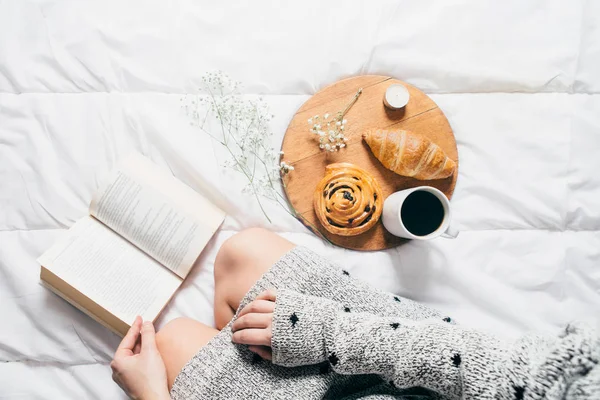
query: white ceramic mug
[{"left": 382, "top": 186, "right": 458, "bottom": 240}]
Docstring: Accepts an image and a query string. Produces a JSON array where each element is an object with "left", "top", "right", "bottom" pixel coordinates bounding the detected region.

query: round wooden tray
[{"left": 281, "top": 75, "right": 458, "bottom": 250}]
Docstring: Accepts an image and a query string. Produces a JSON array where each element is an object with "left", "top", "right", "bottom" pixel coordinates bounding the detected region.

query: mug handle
[{"left": 441, "top": 224, "right": 459, "bottom": 239}]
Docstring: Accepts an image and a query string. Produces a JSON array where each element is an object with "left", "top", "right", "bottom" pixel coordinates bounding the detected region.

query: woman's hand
[
  {"left": 111, "top": 316, "right": 171, "bottom": 400},
  {"left": 231, "top": 290, "right": 276, "bottom": 360}
]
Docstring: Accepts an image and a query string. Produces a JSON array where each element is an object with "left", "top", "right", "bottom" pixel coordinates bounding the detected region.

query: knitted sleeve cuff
[{"left": 270, "top": 289, "right": 340, "bottom": 367}]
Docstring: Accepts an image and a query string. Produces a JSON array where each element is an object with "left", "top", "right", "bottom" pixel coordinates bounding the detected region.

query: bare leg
[
  {"left": 156, "top": 317, "right": 219, "bottom": 391},
  {"left": 156, "top": 228, "right": 295, "bottom": 390},
  {"left": 213, "top": 227, "right": 295, "bottom": 329}
]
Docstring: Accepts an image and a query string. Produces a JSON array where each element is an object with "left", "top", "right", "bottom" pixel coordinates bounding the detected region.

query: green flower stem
[{"left": 204, "top": 90, "right": 272, "bottom": 223}]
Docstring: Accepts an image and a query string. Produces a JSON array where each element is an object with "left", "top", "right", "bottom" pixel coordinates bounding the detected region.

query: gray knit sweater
[{"left": 271, "top": 289, "right": 600, "bottom": 399}]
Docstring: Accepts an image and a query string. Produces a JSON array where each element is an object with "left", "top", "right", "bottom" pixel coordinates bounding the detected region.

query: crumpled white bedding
[{"left": 1, "top": 0, "right": 600, "bottom": 398}]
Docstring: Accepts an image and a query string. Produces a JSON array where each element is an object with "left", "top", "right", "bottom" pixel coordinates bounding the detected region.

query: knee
[{"left": 214, "top": 227, "right": 275, "bottom": 279}]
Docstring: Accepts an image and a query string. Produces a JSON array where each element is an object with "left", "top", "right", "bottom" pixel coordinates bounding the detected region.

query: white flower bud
[
  {"left": 336, "top": 121, "right": 341, "bottom": 126},
  {"left": 324, "top": 113, "right": 329, "bottom": 119},
  {"left": 342, "top": 119, "right": 347, "bottom": 125}
]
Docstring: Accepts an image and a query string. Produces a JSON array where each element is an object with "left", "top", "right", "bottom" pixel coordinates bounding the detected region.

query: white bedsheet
[{"left": 1, "top": 1, "right": 599, "bottom": 398}]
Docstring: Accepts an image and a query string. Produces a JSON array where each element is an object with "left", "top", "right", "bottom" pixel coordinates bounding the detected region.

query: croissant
[
  {"left": 314, "top": 163, "right": 383, "bottom": 236},
  {"left": 362, "top": 129, "right": 456, "bottom": 180}
]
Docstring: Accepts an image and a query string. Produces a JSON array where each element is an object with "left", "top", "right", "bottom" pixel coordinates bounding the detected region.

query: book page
[
  {"left": 38, "top": 216, "right": 181, "bottom": 325},
  {"left": 89, "top": 153, "right": 225, "bottom": 278}
]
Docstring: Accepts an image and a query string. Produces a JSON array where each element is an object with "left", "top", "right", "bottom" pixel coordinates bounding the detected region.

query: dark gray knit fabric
[{"left": 171, "top": 246, "right": 600, "bottom": 399}]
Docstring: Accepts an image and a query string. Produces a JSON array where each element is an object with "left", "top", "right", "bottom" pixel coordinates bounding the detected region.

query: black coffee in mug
[{"left": 400, "top": 190, "right": 445, "bottom": 236}]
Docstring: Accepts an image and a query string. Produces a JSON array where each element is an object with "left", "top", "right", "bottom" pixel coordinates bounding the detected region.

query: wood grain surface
[{"left": 281, "top": 75, "right": 458, "bottom": 250}]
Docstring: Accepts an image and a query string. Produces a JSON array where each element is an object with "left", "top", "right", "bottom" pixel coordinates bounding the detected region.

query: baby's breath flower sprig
[
  {"left": 182, "top": 72, "right": 330, "bottom": 242},
  {"left": 309, "top": 88, "right": 362, "bottom": 152},
  {"left": 279, "top": 161, "right": 294, "bottom": 174}
]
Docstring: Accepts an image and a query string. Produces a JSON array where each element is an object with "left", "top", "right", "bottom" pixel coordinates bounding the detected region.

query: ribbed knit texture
[{"left": 171, "top": 246, "right": 599, "bottom": 399}]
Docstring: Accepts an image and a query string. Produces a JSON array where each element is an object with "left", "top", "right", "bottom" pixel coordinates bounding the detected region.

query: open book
[{"left": 38, "top": 153, "right": 225, "bottom": 336}]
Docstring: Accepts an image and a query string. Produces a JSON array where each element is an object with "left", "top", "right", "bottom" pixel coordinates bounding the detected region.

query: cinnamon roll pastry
[{"left": 314, "top": 163, "right": 383, "bottom": 236}]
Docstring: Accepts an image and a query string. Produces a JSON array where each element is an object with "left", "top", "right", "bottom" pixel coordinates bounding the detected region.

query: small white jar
[{"left": 383, "top": 84, "right": 410, "bottom": 110}]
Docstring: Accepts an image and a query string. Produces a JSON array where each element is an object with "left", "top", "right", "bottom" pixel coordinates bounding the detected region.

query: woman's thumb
[{"left": 140, "top": 321, "right": 157, "bottom": 352}]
